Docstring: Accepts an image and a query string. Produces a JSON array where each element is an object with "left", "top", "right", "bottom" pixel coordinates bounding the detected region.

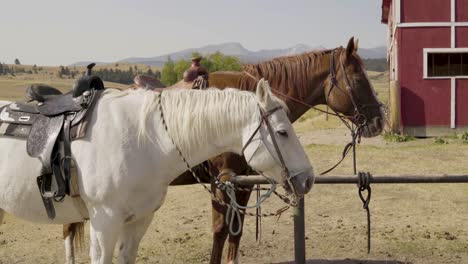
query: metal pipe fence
[{"left": 230, "top": 173, "right": 468, "bottom": 264}]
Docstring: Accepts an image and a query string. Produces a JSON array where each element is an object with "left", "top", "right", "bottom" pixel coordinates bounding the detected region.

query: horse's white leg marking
[
  {"left": 89, "top": 208, "right": 122, "bottom": 264},
  {"left": 65, "top": 234, "right": 75, "bottom": 264},
  {"left": 117, "top": 214, "right": 154, "bottom": 264}
]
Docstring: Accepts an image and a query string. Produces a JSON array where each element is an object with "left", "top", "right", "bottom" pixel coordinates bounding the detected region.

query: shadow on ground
[{"left": 273, "top": 259, "right": 408, "bottom": 264}]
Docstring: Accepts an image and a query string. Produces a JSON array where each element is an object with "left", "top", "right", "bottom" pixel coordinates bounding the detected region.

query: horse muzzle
[
  {"left": 362, "top": 116, "right": 384, "bottom": 138},
  {"left": 284, "top": 167, "right": 314, "bottom": 196}
]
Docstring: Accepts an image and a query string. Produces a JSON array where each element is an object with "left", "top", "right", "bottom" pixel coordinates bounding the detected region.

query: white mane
[
  {"left": 101, "top": 86, "right": 287, "bottom": 157},
  {"left": 143, "top": 88, "right": 261, "bottom": 156}
]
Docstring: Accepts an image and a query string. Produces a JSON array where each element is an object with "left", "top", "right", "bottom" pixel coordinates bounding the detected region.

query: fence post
[{"left": 294, "top": 198, "right": 306, "bottom": 264}]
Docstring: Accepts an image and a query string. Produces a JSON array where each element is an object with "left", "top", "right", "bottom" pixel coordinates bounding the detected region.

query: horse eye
[{"left": 277, "top": 130, "right": 288, "bottom": 137}]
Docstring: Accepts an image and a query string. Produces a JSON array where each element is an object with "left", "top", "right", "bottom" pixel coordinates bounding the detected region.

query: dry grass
[
  {"left": 0, "top": 70, "right": 467, "bottom": 263},
  {"left": 0, "top": 62, "right": 159, "bottom": 101}
]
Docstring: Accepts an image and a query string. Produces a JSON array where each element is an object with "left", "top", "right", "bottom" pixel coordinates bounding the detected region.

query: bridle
[
  {"left": 158, "top": 91, "right": 303, "bottom": 199},
  {"left": 240, "top": 104, "right": 303, "bottom": 198},
  {"left": 325, "top": 48, "right": 382, "bottom": 131},
  {"left": 243, "top": 48, "right": 382, "bottom": 175}
]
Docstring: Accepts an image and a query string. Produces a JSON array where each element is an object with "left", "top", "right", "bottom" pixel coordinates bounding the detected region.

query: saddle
[
  {"left": 133, "top": 74, "right": 166, "bottom": 90},
  {"left": 132, "top": 74, "right": 208, "bottom": 90},
  {"left": 0, "top": 63, "right": 104, "bottom": 219}
]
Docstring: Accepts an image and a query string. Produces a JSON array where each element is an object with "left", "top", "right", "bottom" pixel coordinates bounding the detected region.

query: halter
[{"left": 241, "top": 105, "right": 300, "bottom": 198}]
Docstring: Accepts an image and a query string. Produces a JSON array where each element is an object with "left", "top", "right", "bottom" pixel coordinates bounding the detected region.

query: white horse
[{"left": 0, "top": 79, "right": 313, "bottom": 264}]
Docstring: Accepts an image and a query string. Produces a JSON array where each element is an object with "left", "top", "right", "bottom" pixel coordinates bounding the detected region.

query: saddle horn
[
  {"left": 72, "top": 63, "right": 104, "bottom": 97},
  {"left": 85, "top": 63, "right": 96, "bottom": 76}
]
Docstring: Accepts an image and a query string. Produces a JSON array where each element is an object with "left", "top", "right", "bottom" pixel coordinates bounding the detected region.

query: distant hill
[{"left": 118, "top": 42, "right": 387, "bottom": 67}]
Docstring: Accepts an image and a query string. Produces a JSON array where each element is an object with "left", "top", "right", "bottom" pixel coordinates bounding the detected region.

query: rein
[
  {"left": 244, "top": 50, "right": 376, "bottom": 250},
  {"left": 242, "top": 48, "right": 367, "bottom": 175}
]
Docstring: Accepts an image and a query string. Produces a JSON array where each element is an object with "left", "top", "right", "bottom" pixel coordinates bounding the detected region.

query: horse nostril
[
  {"left": 306, "top": 178, "right": 313, "bottom": 190},
  {"left": 373, "top": 117, "right": 382, "bottom": 127}
]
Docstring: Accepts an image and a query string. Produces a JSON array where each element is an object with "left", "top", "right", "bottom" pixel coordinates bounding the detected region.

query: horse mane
[
  {"left": 137, "top": 87, "right": 286, "bottom": 157},
  {"left": 241, "top": 48, "right": 341, "bottom": 99}
]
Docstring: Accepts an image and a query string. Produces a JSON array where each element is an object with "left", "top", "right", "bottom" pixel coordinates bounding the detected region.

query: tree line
[
  {"left": 0, "top": 63, "right": 43, "bottom": 75},
  {"left": 362, "top": 58, "right": 388, "bottom": 72},
  {"left": 57, "top": 65, "right": 161, "bottom": 84},
  {"left": 159, "top": 53, "right": 388, "bottom": 85},
  {"left": 161, "top": 52, "right": 242, "bottom": 85}
]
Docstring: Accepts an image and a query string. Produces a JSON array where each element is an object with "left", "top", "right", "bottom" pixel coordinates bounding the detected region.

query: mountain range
[{"left": 73, "top": 42, "right": 386, "bottom": 67}]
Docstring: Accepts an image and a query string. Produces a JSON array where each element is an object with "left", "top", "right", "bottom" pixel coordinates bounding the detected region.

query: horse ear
[
  {"left": 354, "top": 38, "right": 359, "bottom": 52},
  {"left": 256, "top": 78, "right": 272, "bottom": 105},
  {"left": 346, "top": 37, "right": 355, "bottom": 58}
]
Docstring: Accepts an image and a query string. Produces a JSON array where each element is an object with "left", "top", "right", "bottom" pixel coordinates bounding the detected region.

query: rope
[{"left": 357, "top": 171, "right": 372, "bottom": 254}]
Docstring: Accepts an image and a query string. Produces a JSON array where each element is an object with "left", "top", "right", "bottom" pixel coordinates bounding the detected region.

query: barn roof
[{"left": 381, "top": 0, "right": 391, "bottom": 24}]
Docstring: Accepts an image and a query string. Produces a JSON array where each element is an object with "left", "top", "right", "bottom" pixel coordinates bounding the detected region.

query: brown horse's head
[{"left": 324, "top": 37, "right": 384, "bottom": 138}]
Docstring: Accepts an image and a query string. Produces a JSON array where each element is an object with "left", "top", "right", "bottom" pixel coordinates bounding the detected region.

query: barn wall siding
[
  {"left": 455, "top": 27, "right": 468, "bottom": 47},
  {"left": 401, "top": 0, "right": 450, "bottom": 23},
  {"left": 456, "top": 79, "right": 468, "bottom": 126},
  {"left": 398, "top": 27, "right": 451, "bottom": 127},
  {"left": 456, "top": 0, "right": 468, "bottom": 22}
]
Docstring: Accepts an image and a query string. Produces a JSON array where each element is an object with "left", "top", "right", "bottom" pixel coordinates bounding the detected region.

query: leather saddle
[
  {"left": 133, "top": 74, "right": 165, "bottom": 90},
  {"left": 0, "top": 63, "right": 104, "bottom": 219},
  {"left": 132, "top": 74, "right": 208, "bottom": 91}
]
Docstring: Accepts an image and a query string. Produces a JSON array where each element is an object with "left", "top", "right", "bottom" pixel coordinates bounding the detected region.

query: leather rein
[
  {"left": 158, "top": 91, "right": 301, "bottom": 198},
  {"left": 241, "top": 105, "right": 300, "bottom": 198},
  {"left": 244, "top": 48, "right": 382, "bottom": 175}
]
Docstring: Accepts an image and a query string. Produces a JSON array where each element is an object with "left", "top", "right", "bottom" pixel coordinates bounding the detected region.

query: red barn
[{"left": 382, "top": 0, "right": 468, "bottom": 136}]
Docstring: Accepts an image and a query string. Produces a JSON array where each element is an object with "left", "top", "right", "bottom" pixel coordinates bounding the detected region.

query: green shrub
[
  {"left": 382, "top": 132, "right": 415, "bottom": 143},
  {"left": 458, "top": 131, "right": 468, "bottom": 143},
  {"left": 434, "top": 137, "right": 449, "bottom": 144}
]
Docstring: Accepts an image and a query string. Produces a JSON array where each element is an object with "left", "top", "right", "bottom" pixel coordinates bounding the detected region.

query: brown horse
[{"left": 64, "top": 37, "right": 384, "bottom": 264}]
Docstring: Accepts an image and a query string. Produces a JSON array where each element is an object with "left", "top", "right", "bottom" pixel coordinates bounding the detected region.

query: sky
[{"left": 0, "top": 0, "right": 387, "bottom": 66}]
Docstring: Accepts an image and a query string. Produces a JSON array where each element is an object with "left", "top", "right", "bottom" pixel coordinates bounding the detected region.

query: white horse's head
[{"left": 242, "top": 79, "right": 314, "bottom": 196}]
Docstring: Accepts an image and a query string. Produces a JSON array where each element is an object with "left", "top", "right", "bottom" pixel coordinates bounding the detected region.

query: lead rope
[{"left": 357, "top": 172, "right": 372, "bottom": 254}]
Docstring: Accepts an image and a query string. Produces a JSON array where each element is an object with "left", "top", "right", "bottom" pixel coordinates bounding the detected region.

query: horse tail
[
  {"left": 64, "top": 222, "right": 85, "bottom": 263},
  {"left": 0, "top": 208, "right": 4, "bottom": 225}
]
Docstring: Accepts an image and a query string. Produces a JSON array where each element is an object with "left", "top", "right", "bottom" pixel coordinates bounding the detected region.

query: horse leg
[
  {"left": 64, "top": 222, "right": 85, "bottom": 264},
  {"left": 116, "top": 214, "right": 154, "bottom": 264},
  {"left": 225, "top": 189, "right": 252, "bottom": 264},
  {"left": 210, "top": 193, "right": 229, "bottom": 264},
  {"left": 208, "top": 153, "right": 250, "bottom": 264},
  {"left": 64, "top": 224, "right": 76, "bottom": 264},
  {"left": 89, "top": 210, "right": 121, "bottom": 264}
]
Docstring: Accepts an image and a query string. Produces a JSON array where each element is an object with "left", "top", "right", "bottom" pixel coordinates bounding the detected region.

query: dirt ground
[
  {"left": 0, "top": 72, "right": 467, "bottom": 263},
  {"left": 0, "top": 124, "right": 467, "bottom": 264}
]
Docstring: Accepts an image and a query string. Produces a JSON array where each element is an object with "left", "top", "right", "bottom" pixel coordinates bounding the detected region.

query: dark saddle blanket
[{"left": 0, "top": 64, "right": 104, "bottom": 219}]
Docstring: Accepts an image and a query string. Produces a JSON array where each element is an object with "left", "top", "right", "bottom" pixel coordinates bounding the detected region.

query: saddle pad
[
  {"left": 27, "top": 115, "right": 64, "bottom": 171},
  {"left": 1, "top": 106, "right": 39, "bottom": 125},
  {"left": 0, "top": 122, "right": 32, "bottom": 137}
]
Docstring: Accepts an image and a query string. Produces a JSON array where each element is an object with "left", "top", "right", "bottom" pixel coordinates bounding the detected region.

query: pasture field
[{"left": 0, "top": 72, "right": 467, "bottom": 263}]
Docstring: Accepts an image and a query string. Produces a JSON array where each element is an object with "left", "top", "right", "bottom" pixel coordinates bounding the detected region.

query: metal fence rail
[
  {"left": 230, "top": 173, "right": 468, "bottom": 264},
  {"left": 231, "top": 174, "right": 468, "bottom": 185}
]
